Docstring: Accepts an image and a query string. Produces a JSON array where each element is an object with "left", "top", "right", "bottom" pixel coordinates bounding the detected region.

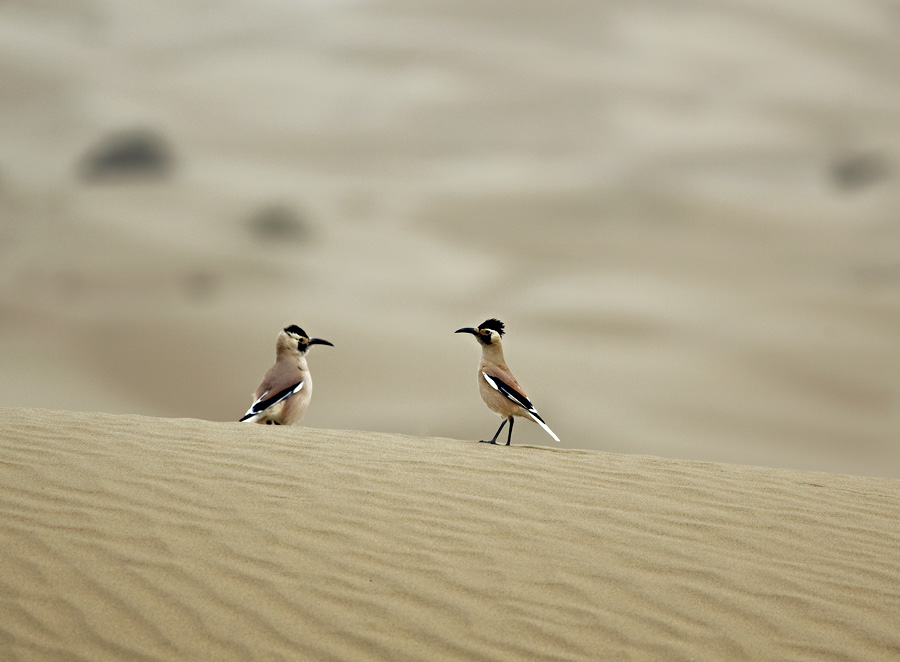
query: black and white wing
[
  {"left": 481, "top": 371, "right": 559, "bottom": 442},
  {"left": 239, "top": 381, "right": 304, "bottom": 422}
]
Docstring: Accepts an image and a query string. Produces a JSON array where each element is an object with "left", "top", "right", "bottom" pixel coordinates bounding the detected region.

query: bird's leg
[
  {"left": 480, "top": 419, "right": 507, "bottom": 445},
  {"left": 273, "top": 421, "right": 280, "bottom": 425},
  {"left": 505, "top": 417, "right": 514, "bottom": 446},
  {"left": 266, "top": 420, "right": 273, "bottom": 425}
]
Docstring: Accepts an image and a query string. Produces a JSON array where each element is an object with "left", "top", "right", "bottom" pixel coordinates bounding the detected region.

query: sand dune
[{"left": 1, "top": 407, "right": 898, "bottom": 660}]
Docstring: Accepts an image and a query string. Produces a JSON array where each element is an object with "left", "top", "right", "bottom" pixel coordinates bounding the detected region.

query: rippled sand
[{"left": 2, "top": 408, "right": 899, "bottom": 660}]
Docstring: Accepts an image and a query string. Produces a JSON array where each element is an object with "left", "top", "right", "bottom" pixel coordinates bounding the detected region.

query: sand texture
[{"left": 2, "top": 407, "right": 899, "bottom": 660}]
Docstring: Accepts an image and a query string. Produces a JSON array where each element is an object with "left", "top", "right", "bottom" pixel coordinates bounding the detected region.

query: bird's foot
[{"left": 478, "top": 440, "right": 498, "bottom": 445}]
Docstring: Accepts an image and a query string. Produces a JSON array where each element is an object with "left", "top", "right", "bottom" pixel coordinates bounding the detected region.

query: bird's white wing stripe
[
  {"left": 526, "top": 411, "right": 560, "bottom": 442},
  {"left": 242, "top": 381, "right": 303, "bottom": 420},
  {"left": 247, "top": 390, "right": 269, "bottom": 411},
  {"left": 482, "top": 371, "right": 559, "bottom": 442},
  {"left": 242, "top": 390, "right": 269, "bottom": 420},
  {"left": 483, "top": 371, "right": 534, "bottom": 411},
  {"left": 482, "top": 372, "right": 500, "bottom": 392}
]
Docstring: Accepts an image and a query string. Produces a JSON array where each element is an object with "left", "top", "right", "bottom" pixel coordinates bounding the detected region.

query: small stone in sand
[{"left": 79, "top": 129, "right": 174, "bottom": 180}]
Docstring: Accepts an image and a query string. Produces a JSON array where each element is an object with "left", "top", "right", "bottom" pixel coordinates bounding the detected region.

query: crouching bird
[
  {"left": 455, "top": 318, "right": 559, "bottom": 446},
  {"left": 240, "top": 325, "right": 333, "bottom": 425}
]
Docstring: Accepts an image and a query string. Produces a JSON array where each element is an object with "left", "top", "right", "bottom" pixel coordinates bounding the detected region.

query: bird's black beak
[
  {"left": 308, "top": 338, "right": 334, "bottom": 347},
  {"left": 455, "top": 327, "right": 479, "bottom": 336}
]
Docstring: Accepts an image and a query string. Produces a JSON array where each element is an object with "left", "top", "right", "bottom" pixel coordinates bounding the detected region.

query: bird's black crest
[
  {"left": 284, "top": 325, "right": 307, "bottom": 338},
  {"left": 478, "top": 318, "right": 505, "bottom": 336}
]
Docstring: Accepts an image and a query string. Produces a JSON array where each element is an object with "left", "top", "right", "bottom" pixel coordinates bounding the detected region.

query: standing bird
[
  {"left": 455, "top": 318, "right": 559, "bottom": 446},
  {"left": 240, "top": 325, "right": 333, "bottom": 425}
]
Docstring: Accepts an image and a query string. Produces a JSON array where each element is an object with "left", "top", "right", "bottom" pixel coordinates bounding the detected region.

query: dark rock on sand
[{"left": 79, "top": 129, "right": 174, "bottom": 180}]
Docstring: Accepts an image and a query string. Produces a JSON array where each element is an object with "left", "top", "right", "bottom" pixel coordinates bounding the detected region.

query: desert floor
[{"left": 2, "top": 408, "right": 899, "bottom": 660}]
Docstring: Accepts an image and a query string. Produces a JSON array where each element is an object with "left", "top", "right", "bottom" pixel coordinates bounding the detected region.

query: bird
[
  {"left": 240, "top": 325, "right": 333, "bottom": 425},
  {"left": 455, "top": 318, "right": 559, "bottom": 446}
]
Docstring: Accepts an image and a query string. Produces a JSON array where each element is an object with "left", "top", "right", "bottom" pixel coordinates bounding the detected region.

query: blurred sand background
[{"left": 2, "top": 0, "right": 900, "bottom": 476}]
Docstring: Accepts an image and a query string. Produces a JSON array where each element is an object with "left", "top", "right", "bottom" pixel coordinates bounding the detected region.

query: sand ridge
[{"left": 1, "top": 407, "right": 899, "bottom": 660}]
